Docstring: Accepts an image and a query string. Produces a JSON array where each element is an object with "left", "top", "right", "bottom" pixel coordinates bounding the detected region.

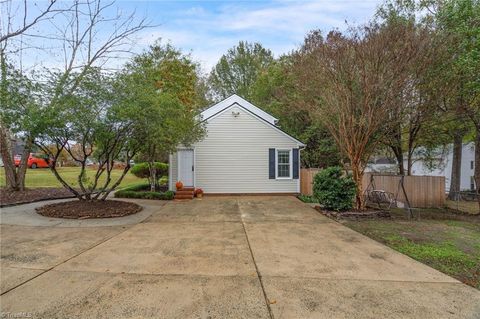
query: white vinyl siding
[{"left": 170, "top": 105, "right": 300, "bottom": 193}]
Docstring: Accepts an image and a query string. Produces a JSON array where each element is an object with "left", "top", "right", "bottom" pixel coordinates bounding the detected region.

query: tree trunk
[
  {"left": 407, "top": 150, "right": 413, "bottom": 176},
  {"left": 448, "top": 131, "right": 463, "bottom": 200},
  {"left": 351, "top": 162, "right": 365, "bottom": 210},
  {"left": 0, "top": 125, "right": 17, "bottom": 191},
  {"left": 148, "top": 161, "right": 156, "bottom": 192},
  {"left": 390, "top": 124, "right": 405, "bottom": 175},
  {"left": 16, "top": 137, "right": 33, "bottom": 191},
  {"left": 474, "top": 131, "right": 480, "bottom": 213},
  {"left": 390, "top": 144, "right": 405, "bottom": 175}
]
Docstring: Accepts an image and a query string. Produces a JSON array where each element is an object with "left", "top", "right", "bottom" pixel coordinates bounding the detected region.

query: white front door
[{"left": 178, "top": 149, "right": 194, "bottom": 186}]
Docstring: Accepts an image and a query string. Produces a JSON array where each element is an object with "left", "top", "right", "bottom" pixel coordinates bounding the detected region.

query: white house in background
[
  {"left": 168, "top": 95, "right": 305, "bottom": 194},
  {"left": 367, "top": 143, "right": 476, "bottom": 191},
  {"left": 409, "top": 143, "right": 476, "bottom": 191}
]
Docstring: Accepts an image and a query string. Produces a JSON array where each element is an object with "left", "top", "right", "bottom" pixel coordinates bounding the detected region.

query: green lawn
[
  {"left": 342, "top": 208, "right": 480, "bottom": 289},
  {"left": 0, "top": 167, "right": 143, "bottom": 189},
  {"left": 446, "top": 200, "right": 480, "bottom": 214}
]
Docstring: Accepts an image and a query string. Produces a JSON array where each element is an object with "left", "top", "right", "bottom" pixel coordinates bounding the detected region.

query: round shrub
[
  {"left": 313, "top": 166, "right": 356, "bottom": 211},
  {"left": 130, "top": 162, "right": 168, "bottom": 179}
]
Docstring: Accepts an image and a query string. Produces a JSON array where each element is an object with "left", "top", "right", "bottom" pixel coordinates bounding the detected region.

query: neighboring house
[
  {"left": 366, "top": 156, "right": 398, "bottom": 174},
  {"left": 168, "top": 95, "right": 305, "bottom": 194},
  {"left": 367, "top": 143, "right": 476, "bottom": 191},
  {"left": 409, "top": 143, "right": 476, "bottom": 191}
]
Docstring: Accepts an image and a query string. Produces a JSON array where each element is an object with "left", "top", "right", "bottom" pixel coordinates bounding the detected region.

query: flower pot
[{"left": 197, "top": 193, "right": 203, "bottom": 198}]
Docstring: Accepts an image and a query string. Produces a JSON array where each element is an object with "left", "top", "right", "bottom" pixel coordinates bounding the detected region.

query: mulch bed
[
  {"left": 0, "top": 187, "right": 76, "bottom": 207},
  {"left": 315, "top": 206, "right": 391, "bottom": 220},
  {"left": 36, "top": 200, "right": 142, "bottom": 219}
]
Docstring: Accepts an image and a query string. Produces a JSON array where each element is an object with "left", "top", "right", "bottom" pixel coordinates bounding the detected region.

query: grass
[
  {"left": 342, "top": 207, "right": 480, "bottom": 289},
  {"left": 0, "top": 167, "right": 143, "bottom": 189},
  {"left": 446, "top": 200, "right": 480, "bottom": 214},
  {"left": 297, "top": 194, "right": 319, "bottom": 203}
]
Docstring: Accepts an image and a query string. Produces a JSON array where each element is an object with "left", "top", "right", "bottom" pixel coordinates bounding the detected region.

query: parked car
[{"left": 14, "top": 153, "right": 51, "bottom": 169}]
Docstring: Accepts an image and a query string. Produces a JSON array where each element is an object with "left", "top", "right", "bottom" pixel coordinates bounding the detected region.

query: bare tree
[
  {"left": 0, "top": 0, "right": 60, "bottom": 44},
  {"left": 295, "top": 23, "right": 423, "bottom": 210}
]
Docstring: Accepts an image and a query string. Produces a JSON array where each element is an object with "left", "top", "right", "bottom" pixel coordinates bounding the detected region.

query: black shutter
[
  {"left": 269, "top": 148, "right": 275, "bottom": 179},
  {"left": 293, "top": 148, "right": 299, "bottom": 179}
]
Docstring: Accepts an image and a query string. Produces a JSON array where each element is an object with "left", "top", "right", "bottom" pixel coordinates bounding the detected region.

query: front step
[{"left": 174, "top": 187, "right": 195, "bottom": 200}]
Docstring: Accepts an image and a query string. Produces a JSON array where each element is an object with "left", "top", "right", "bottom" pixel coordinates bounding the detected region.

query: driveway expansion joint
[
  {"left": 0, "top": 223, "right": 135, "bottom": 296},
  {"left": 238, "top": 199, "right": 275, "bottom": 319}
]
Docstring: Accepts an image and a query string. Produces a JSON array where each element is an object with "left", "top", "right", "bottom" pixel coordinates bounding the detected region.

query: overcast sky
[{"left": 5, "top": 0, "right": 384, "bottom": 73}]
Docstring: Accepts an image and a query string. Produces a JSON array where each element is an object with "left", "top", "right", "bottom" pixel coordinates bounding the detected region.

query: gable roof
[
  {"left": 201, "top": 94, "right": 278, "bottom": 125},
  {"left": 201, "top": 94, "right": 305, "bottom": 147}
]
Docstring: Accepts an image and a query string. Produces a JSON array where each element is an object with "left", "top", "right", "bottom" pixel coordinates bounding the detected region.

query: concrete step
[
  {"left": 174, "top": 194, "right": 194, "bottom": 200},
  {"left": 176, "top": 190, "right": 195, "bottom": 196}
]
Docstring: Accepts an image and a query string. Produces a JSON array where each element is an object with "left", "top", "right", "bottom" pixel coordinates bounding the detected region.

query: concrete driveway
[{"left": 1, "top": 196, "right": 479, "bottom": 318}]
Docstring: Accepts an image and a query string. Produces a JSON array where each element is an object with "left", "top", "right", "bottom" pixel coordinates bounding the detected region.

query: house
[
  {"left": 409, "top": 142, "right": 476, "bottom": 191},
  {"left": 366, "top": 143, "right": 476, "bottom": 192},
  {"left": 168, "top": 95, "right": 305, "bottom": 194}
]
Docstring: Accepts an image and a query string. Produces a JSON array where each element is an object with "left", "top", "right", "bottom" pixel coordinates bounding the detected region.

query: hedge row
[{"left": 115, "top": 183, "right": 174, "bottom": 200}]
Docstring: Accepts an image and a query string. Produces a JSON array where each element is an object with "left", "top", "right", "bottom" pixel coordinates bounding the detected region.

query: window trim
[{"left": 275, "top": 148, "right": 292, "bottom": 179}]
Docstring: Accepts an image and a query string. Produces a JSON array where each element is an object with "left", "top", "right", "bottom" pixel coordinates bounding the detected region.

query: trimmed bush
[
  {"left": 115, "top": 183, "right": 174, "bottom": 200},
  {"left": 121, "top": 183, "right": 150, "bottom": 192},
  {"left": 313, "top": 166, "right": 356, "bottom": 211},
  {"left": 130, "top": 162, "right": 168, "bottom": 181}
]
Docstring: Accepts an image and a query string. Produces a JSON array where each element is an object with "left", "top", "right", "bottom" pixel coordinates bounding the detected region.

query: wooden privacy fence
[
  {"left": 300, "top": 168, "right": 321, "bottom": 197},
  {"left": 300, "top": 169, "right": 445, "bottom": 208}
]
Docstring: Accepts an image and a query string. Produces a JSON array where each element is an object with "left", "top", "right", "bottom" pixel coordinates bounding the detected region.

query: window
[
  {"left": 276, "top": 149, "right": 291, "bottom": 178},
  {"left": 471, "top": 161, "right": 474, "bottom": 170}
]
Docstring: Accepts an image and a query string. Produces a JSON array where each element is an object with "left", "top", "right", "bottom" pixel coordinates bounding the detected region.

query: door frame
[{"left": 177, "top": 148, "right": 195, "bottom": 187}]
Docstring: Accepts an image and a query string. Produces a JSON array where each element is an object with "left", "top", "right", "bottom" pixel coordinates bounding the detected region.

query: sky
[
  {"left": 4, "top": 0, "right": 385, "bottom": 73},
  {"left": 134, "top": 0, "right": 384, "bottom": 71}
]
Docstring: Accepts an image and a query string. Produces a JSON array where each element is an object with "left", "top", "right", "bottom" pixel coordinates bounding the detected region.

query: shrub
[
  {"left": 121, "top": 183, "right": 150, "bottom": 192},
  {"left": 313, "top": 166, "right": 356, "bottom": 211},
  {"left": 114, "top": 183, "right": 174, "bottom": 200},
  {"left": 130, "top": 162, "right": 168, "bottom": 180}
]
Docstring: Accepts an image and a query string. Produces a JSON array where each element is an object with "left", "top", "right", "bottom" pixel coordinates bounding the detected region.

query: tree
[
  {"left": 294, "top": 24, "right": 423, "bottom": 210},
  {"left": 208, "top": 41, "right": 273, "bottom": 101},
  {"left": 375, "top": 0, "right": 443, "bottom": 176},
  {"left": 250, "top": 56, "right": 341, "bottom": 168},
  {"left": 0, "top": 0, "right": 60, "bottom": 43},
  {"left": 35, "top": 69, "right": 140, "bottom": 200},
  {"left": 0, "top": 0, "right": 63, "bottom": 191},
  {"left": 435, "top": 0, "right": 480, "bottom": 209},
  {"left": 15, "top": 0, "right": 151, "bottom": 200},
  {"left": 118, "top": 43, "right": 205, "bottom": 191},
  {"left": 1, "top": 0, "right": 150, "bottom": 192}
]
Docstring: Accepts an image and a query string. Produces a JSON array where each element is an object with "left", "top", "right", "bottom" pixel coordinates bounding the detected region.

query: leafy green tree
[
  {"left": 0, "top": 57, "right": 45, "bottom": 191},
  {"left": 118, "top": 43, "right": 205, "bottom": 191},
  {"left": 1, "top": 0, "right": 149, "bottom": 193},
  {"left": 36, "top": 68, "right": 140, "bottom": 200},
  {"left": 375, "top": 0, "right": 447, "bottom": 176},
  {"left": 430, "top": 0, "right": 479, "bottom": 202},
  {"left": 250, "top": 57, "right": 341, "bottom": 168},
  {"left": 208, "top": 41, "right": 274, "bottom": 100}
]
